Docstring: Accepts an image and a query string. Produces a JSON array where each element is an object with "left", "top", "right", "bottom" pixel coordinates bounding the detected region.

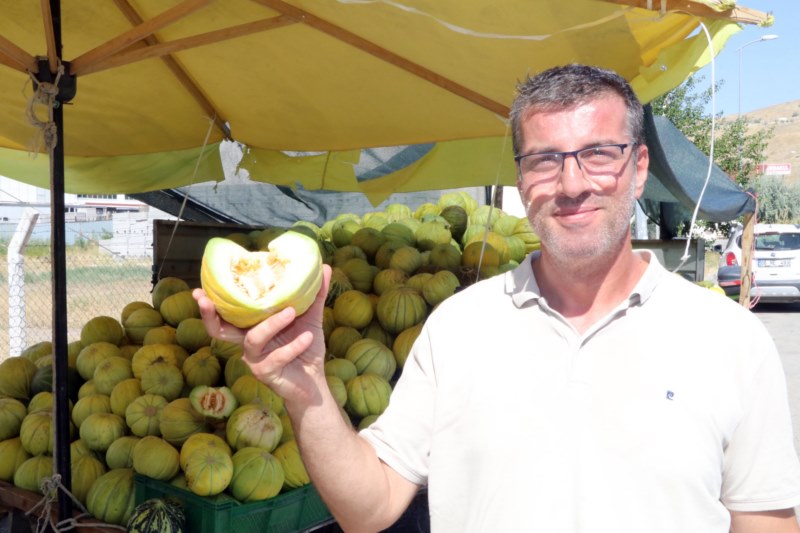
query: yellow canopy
[{"left": 0, "top": 0, "right": 769, "bottom": 201}]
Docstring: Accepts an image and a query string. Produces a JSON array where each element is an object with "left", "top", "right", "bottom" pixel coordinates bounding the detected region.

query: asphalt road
[{"left": 752, "top": 301, "right": 800, "bottom": 455}]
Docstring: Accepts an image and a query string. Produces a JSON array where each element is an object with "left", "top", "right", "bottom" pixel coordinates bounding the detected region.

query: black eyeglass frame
[{"left": 514, "top": 142, "right": 638, "bottom": 175}]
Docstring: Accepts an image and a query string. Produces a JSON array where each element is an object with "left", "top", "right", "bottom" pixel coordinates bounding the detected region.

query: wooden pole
[{"left": 738, "top": 212, "right": 755, "bottom": 307}]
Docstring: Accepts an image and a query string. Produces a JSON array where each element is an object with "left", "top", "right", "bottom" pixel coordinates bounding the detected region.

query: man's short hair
[{"left": 509, "top": 64, "right": 645, "bottom": 156}]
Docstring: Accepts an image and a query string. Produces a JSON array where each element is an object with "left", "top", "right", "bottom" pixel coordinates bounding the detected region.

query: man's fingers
[
  {"left": 242, "top": 306, "right": 296, "bottom": 361},
  {"left": 246, "top": 330, "right": 315, "bottom": 377}
]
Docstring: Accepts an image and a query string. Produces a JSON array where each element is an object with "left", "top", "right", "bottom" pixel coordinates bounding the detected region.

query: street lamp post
[{"left": 737, "top": 34, "right": 779, "bottom": 117}]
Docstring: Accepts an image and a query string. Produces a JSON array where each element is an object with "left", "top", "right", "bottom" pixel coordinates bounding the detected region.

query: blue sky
[{"left": 694, "top": 0, "right": 799, "bottom": 116}]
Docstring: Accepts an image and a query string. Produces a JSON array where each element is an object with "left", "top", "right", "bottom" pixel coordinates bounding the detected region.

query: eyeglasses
[{"left": 515, "top": 142, "right": 637, "bottom": 185}]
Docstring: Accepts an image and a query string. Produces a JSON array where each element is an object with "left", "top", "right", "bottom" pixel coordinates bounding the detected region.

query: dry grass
[{"left": 0, "top": 248, "right": 153, "bottom": 357}]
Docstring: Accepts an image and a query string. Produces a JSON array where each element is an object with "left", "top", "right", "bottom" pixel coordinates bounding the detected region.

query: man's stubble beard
[{"left": 527, "top": 175, "right": 637, "bottom": 267}]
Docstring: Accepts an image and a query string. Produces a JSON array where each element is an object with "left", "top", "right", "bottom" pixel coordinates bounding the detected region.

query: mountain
[{"left": 732, "top": 100, "right": 800, "bottom": 182}]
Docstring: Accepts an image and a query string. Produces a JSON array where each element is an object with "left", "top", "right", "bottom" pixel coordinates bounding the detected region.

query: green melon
[
  {"left": 345, "top": 339, "right": 397, "bottom": 381},
  {"left": 439, "top": 205, "right": 469, "bottom": 241},
  {"left": 414, "top": 202, "right": 441, "bottom": 221},
  {"left": 175, "top": 318, "right": 212, "bottom": 353},
  {"left": 76, "top": 342, "right": 122, "bottom": 382},
  {"left": 0, "top": 437, "right": 30, "bottom": 482},
  {"left": 121, "top": 301, "right": 154, "bottom": 324},
  {"left": 109, "top": 378, "right": 143, "bottom": 417},
  {"left": 272, "top": 439, "right": 310, "bottom": 489},
  {"left": 326, "top": 326, "right": 362, "bottom": 358},
  {"left": 152, "top": 277, "right": 191, "bottom": 310},
  {"left": 20, "top": 409, "right": 54, "bottom": 455},
  {"left": 0, "top": 398, "right": 27, "bottom": 440},
  {"left": 340, "top": 257, "right": 376, "bottom": 293},
  {"left": 71, "top": 453, "right": 107, "bottom": 505},
  {"left": 0, "top": 357, "right": 38, "bottom": 400},
  {"left": 159, "top": 398, "right": 209, "bottom": 446},
  {"left": 350, "top": 227, "right": 387, "bottom": 261},
  {"left": 20, "top": 341, "right": 52, "bottom": 363},
  {"left": 71, "top": 438, "right": 100, "bottom": 461},
  {"left": 132, "top": 436, "right": 180, "bottom": 480},
  {"left": 140, "top": 362, "right": 184, "bottom": 401},
  {"left": 376, "top": 287, "right": 428, "bottom": 334},
  {"left": 86, "top": 468, "right": 136, "bottom": 526},
  {"left": 27, "top": 391, "right": 55, "bottom": 414},
  {"left": 372, "top": 268, "right": 409, "bottom": 296},
  {"left": 183, "top": 445, "right": 234, "bottom": 497},
  {"left": 81, "top": 316, "right": 125, "bottom": 346},
  {"left": 345, "top": 374, "right": 393, "bottom": 418},
  {"left": 92, "top": 355, "right": 133, "bottom": 395},
  {"left": 223, "top": 354, "right": 253, "bottom": 388},
  {"left": 229, "top": 376, "right": 282, "bottom": 414},
  {"left": 182, "top": 348, "right": 222, "bottom": 388},
  {"left": 229, "top": 447, "right": 284, "bottom": 502},
  {"left": 388, "top": 246, "right": 423, "bottom": 275},
  {"left": 126, "top": 393, "right": 168, "bottom": 437},
  {"left": 415, "top": 220, "right": 453, "bottom": 251},
  {"left": 106, "top": 435, "right": 141, "bottom": 469},
  {"left": 360, "top": 319, "right": 393, "bottom": 348},
  {"left": 159, "top": 290, "right": 201, "bottom": 327},
  {"left": 72, "top": 394, "right": 112, "bottom": 428},
  {"left": 332, "top": 290, "right": 373, "bottom": 330},
  {"left": 226, "top": 404, "right": 282, "bottom": 452},
  {"left": 180, "top": 432, "right": 232, "bottom": 471},
  {"left": 127, "top": 498, "right": 186, "bottom": 533},
  {"left": 374, "top": 239, "right": 407, "bottom": 270},
  {"left": 80, "top": 412, "right": 126, "bottom": 451},
  {"left": 30, "top": 364, "right": 83, "bottom": 403},
  {"left": 380, "top": 223, "right": 416, "bottom": 247},
  {"left": 392, "top": 323, "right": 423, "bottom": 368},
  {"left": 210, "top": 338, "right": 243, "bottom": 361},
  {"left": 14, "top": 455, "right": 53, "bottom": 494},
  {"left": 143, "top": 325, "right": 178, "bottom": 346},
  {"left": 124, "top": 308, "right": 165, "bottom": 345},
  {"left": 422, "top": 270, "right": 461, "bottom": 306},
  {"left": 323, "top": 358, "right": 358, "bottom": 384},
  {"left": 131, "top": 344, "right": 180, "bottom": 379}
]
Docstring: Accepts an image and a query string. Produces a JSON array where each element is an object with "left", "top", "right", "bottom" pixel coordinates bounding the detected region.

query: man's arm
[
  {"left": 195, "top": 265, "right": 419, "bottom": 532},
  {"left": 730, "top": 509, "right": 800, "bottom": 533}
]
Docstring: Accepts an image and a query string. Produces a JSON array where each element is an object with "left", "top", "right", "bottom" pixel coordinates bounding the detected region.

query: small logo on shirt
[{"left": 666, "top": 390, "right": 675, "bottom": 400}]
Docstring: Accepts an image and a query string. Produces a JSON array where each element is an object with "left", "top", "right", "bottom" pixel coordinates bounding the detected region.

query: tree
[
  {"left": 649, "top": 75, "right": 772, "bottom": 189},
  {"left": 753, "top": 177, "right": 800, "bottom": 223}
]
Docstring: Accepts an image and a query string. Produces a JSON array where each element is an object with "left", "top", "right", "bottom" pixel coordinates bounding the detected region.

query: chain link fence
[{"left": 1, "top": 212, "right": 163, "bottom": 361}]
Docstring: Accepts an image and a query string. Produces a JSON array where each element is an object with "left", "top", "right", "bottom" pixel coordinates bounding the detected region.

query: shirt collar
[{"left": 506, "top": 248, "right": 666, "bottom": 309}]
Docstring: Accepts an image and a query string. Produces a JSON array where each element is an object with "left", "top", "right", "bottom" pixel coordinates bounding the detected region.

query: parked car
[
  {"left": 716, "top": 223, "right": 800, "bottom": 303},
  {"left": 716, "top": 264, "right": 746, "bottom": 299}
]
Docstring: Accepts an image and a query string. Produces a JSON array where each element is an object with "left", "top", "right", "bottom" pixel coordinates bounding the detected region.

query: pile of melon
[{"left": 0, "top": 191, "right": 540, "bottom": 526}]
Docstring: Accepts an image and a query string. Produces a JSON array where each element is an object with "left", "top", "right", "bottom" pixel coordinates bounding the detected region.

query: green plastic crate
[{"left": 135, "top": 475, "right": 334, "bottom": 533}]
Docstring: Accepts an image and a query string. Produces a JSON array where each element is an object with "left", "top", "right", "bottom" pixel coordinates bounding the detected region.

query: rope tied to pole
[
  {"left": 25, "top": 61, "right": 65, "bottom": 156},
  {"left": 24, "top": 474, "right": 126, "bottom": 532}
]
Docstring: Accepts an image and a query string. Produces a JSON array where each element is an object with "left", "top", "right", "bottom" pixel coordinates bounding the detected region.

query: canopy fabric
[
  {"left": 0, "top": 0, "right": 768, "bottom": 197},
  {"left": 641, "top": 106, "right": 756, "bottom": 225}
]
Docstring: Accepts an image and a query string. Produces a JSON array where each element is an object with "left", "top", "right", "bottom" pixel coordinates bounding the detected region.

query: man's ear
[{"left": 634, "top": 144, "right": 649, "bottom": 199}]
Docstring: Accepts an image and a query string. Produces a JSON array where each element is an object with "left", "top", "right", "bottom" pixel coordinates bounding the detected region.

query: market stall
[{"left": 0, "top": 0, "right": 770, "bottom": 529}]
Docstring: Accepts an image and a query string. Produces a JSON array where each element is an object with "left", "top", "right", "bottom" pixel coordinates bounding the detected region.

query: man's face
[{"left": 516, "top": 95, "right": 649, "bottom": 263}]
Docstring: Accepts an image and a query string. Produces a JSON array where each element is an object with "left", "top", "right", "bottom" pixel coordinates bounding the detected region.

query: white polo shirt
[{"left": 360, "top": 251, "right": 800, "bottom": 532}]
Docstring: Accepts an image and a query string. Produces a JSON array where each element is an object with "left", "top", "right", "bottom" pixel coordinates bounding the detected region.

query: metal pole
[{"left": 48, "top": 0, "right": 73, "bottom": 522}]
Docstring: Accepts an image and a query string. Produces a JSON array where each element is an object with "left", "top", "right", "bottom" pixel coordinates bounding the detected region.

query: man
[{"left": 196, "top": 65, "right": 800, "bottom": 532}]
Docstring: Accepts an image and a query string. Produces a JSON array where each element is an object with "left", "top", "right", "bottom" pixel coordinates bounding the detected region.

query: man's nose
[{"left": 556, "top": 153, "right": 590, "bottom": 198}]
